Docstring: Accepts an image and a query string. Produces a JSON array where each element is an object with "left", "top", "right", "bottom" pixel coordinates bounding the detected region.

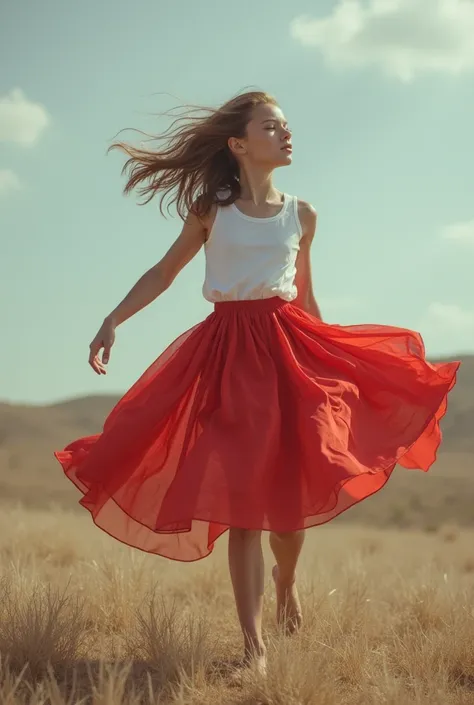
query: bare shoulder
[
  {"left": 296, "top": 199, "right": 318, "bottom": 239},
  {"left": 198, "top": 203, "right": 218, "bottom": 236},
  {"left": 192, "top": 201, "right": 218, "bottom": 243}
]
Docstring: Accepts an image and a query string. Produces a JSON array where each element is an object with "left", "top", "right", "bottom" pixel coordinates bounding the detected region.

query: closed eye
[
  {"left": 262, "top": 119, "right": 290, "bottom": 130},
  {"left": 265, "top": 124, "right": 290, "bottom": 131}
]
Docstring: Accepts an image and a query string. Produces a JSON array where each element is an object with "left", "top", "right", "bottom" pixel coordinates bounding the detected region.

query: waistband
[{"left": 213, "top": 296, "right": 290, "bottom": 313}]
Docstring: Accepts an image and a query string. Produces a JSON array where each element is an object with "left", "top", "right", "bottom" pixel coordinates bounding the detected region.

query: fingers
[
  {"left": 89, "top": 352, "right": 107, "bottom": 375},
  {"left": 89, "top": 340, "right": 107, "bottom": 375},
  {"left": 89, "top": 332, "right": 114, "bottom": 375}
]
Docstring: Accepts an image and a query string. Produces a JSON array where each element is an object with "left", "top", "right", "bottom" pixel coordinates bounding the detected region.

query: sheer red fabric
[{"left": 55, "top": 298, "right": 460, "bottom": 562}]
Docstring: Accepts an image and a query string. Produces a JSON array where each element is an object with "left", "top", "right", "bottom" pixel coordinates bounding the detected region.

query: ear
[{"left": 228, "top": 136, "right": 246, "bottom": 156}]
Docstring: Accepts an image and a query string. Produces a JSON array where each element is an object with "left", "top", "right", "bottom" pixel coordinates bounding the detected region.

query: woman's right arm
[{"left": 88, "top": 209, "right": 210, "bottom": 375}]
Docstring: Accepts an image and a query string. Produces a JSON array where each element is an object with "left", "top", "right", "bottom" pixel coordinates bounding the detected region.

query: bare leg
[
  {"left": 228, "top": 528, "right": 267, "bottom": 673},
  {"left": 269, "top": 530, "right": 305, "bottom": 634}
]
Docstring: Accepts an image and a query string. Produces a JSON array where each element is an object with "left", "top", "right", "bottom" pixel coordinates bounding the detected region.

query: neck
[{"left": 237, "top": 165, "right": 281, "bottom": 205}]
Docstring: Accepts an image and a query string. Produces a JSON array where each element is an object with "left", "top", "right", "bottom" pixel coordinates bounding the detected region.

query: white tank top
[{"left": 202, "top": 192, "right": 303, "bottom": 303}]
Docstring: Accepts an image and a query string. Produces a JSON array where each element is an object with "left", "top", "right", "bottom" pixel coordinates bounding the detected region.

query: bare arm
[
  {"left": 88, "top": 209, "right": 208, "bottom": 374},
  {"left": 107, "top": 211, "right": 207, "bottom": 326},
  {"left": 293, "top": 200, "right": 323, "bottom": 320}
]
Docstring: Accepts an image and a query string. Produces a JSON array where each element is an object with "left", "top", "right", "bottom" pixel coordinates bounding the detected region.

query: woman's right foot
[
  {"left": 228, "top": 645, "right": 267, "bottom": 685},
  {"left": 243, "top": 645, "right": 267, "bottom": 676},
  {"left": 272, "top": 564, "right": 303, "bottom": 635}
]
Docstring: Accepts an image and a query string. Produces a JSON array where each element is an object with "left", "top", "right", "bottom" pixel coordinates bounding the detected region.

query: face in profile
[{"left": 229, "top": 102, "right": 293, "bottom": 169}]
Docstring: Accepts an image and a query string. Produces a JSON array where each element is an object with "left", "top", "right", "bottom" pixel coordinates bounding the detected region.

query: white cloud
[
  {"left": 290, "top": 0, "right": 474, "bottom": 82},
  {"left": 425, "top": 302, "right": 474, "bottom": 331},
  {"left": 418, "top": 302, "right": 474, "bottom": 354},
  {"left": 0, "top": 169, "right": 22, "bottom": 197},
  {"left": 0, "top": 88, "right": 51, "bottom": 146},
  {"left": 441, "top": 219, "right": 474, "bottom": 247}
]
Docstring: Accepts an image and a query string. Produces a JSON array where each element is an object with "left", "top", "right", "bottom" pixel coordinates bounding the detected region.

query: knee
[
  {"left": 271, "top": 529, "right": 305, "bottom": 542},
  {"left": 229, "top": 527, "right": 262, "bottom": 542}
]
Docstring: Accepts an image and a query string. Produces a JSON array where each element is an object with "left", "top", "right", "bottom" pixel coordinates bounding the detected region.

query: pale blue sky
[{"left": 1, "top": 0, "right": 473, "bottom": 404}]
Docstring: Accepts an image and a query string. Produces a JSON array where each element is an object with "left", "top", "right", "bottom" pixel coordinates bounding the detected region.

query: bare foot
[
  {"left": 272, "top": 564, "right": 303, "bottom": 635},
  {"left": 246, "top": 649, "right": 267, "bottom": 676},
  {"left": 228, "top": 648, "right": 267, "bottom": 686}
]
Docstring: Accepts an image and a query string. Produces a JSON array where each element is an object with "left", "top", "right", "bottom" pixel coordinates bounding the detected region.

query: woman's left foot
[{"left": 272, "top": 564, "right": 303, "bottom": 635}]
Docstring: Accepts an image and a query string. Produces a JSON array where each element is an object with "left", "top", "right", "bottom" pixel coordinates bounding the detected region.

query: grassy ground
[{"left": 1, "top": 504, "right": 474, "bottom": 704}]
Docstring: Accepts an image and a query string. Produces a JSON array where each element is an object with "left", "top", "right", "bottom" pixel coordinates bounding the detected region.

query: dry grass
[{"left": 1, "top": 504, "right": 474, "bottom": 704}]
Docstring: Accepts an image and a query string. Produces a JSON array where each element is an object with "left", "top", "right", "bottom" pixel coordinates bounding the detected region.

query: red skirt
[{"left": 55, "top": 298, "right": 460, "bottom": 562}]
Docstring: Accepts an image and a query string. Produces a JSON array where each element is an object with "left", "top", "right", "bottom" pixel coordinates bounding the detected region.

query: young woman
[{"left": 55, "top": 90, "right": 460, "bottom": 675}]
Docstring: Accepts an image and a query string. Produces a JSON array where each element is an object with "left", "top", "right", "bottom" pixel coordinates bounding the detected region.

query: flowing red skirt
[{"left": 55, "top": 298, "right": 460, "bottom": 562}]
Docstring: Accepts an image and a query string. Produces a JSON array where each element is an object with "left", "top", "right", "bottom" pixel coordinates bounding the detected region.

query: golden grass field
[
  {"left": 1, "top": 503, "right": 474, "bottom": 705},
  {"left": 0, "top": 354, "right": 472, "bottom": 703}
]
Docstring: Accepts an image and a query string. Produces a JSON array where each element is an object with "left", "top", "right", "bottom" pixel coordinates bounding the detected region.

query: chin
[
  {"left": 258, "top": 153, "right": 293, "bottom": 169},
  {"left": 276, "top": 152, "right": 293, "bottom": 167}
]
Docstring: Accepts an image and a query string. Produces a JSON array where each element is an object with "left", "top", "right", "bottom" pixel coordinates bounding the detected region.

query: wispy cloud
[
  {"left": 290, "top": 0, "right": 474, "bottom": 82},
  {"left": 0, "top": 88, "right": 51, "bottom": 147},
  {"left": 0, "top": 169, "right": 22, "bottom": 198},
  {"left": 424, "top": 302, "right": 474, "bottom": 331},
  {"left": 441, "top": 219, "right": 474, "bottom": 247}
]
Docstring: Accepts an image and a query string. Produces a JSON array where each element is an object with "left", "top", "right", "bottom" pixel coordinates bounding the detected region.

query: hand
[{"left": 88, "top": 318, "right": 116, "bottom": 375}]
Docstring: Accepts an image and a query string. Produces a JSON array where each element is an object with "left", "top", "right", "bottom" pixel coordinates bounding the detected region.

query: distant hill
[{"left": 0, "top": 355, "right": 472, "bottom": 529}]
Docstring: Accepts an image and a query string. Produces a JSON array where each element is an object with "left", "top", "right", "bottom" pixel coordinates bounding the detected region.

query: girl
[{"left": 55, "top": 90, "right": 460, "bottom": 675}]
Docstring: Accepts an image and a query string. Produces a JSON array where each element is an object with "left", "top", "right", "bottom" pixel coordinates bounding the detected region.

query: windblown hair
[{"left": 108, "top": 90, "right": 278, "bottom": 220}]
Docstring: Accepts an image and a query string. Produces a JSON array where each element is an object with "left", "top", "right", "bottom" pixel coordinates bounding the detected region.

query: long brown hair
[{"left": 108, "top": 89, "right": 278, "bottom": 220}]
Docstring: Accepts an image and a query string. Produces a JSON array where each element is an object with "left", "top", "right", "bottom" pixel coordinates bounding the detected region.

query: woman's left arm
[{"left": 293, "top": 200, "right": 323, "bottom": 320}]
